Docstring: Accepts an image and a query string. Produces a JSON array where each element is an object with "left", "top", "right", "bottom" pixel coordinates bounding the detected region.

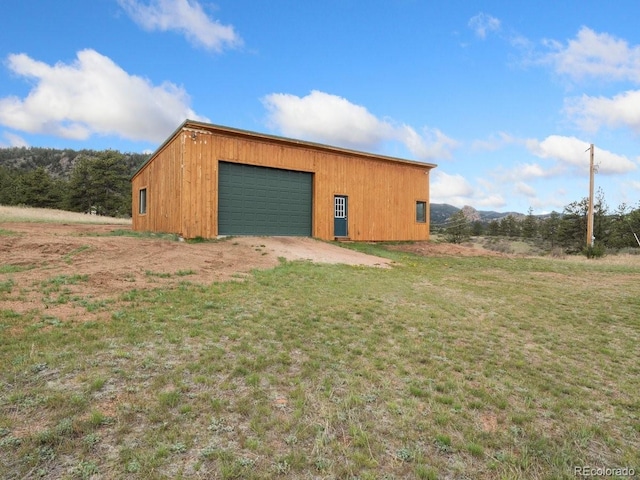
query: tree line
[
  {"left": 439, "top": 189, "right": 640, "bottom": 255},
  {"left": 0, "top": 148, "right": 148, "bottom": 217}
]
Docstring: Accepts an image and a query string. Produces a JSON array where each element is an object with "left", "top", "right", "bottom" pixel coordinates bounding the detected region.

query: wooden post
[{"left": 587, "top": 144, "right": 595, "bottom": 248}]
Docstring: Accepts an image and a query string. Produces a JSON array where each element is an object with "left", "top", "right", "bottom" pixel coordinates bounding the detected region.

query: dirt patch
[
  {"left": 386, "top": 241, "right": 507, "bottom": 257},
  {"left": 232, "top": 236, "right": 392, "bottom": 267},
  {"left": 0, "top": 223, "right": 391, "bottom": 321}
]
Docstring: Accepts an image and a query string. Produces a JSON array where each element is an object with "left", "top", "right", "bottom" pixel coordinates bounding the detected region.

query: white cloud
[
  {"left": 471, "top": 132, "right": 515, "bottom": 151},
  {"left": 515, "top": 181, "right": 536, "bottom": 197},
  {"left": 468, "top": 13, "right": 501, "bottom": 40},
  {"left": 541, "top": 27, "right": 640, "bottom": 83},
  {"left": 518, "top": 163, "right": 551, "bottom": 179},
  {"left": 0, "top": 49, "right": 208, "bottom": 142},
  {"left": 431, "top": 171, "right": 505, "bottom": 208},
  {"left": 262, "top": 90, "right": 457, "bottom": 161},
  {"left": 526, "top": 135, "right": 636, "bottom": 175},
  {"left": 475, "top": 194, "right": 507, "bottom": 209},
  {"left": 627, "top": 180, "right": 640, "bottom": 205},
  {"left": 565, "top": 89, "right": 640, "bottom": 135},
  {"left": 0, "top": 131, "right": 28, "bottom": 147},
  {"left": 432, "top": 171, "right": 473, "bottom": 198},
  {"left": 263, "top": 91, "right": 389, "bottom": 149},
  {"left": 431, "top": 171, "right": 474, "bottom": 206},
  {"left": 616, "top": 180, "right": 640, "bottom": 207},
  {"left": 529, "top": 193, "right": 566, "bottom": 213},
  {"left": 396, "top": 125, "right": 458, "bottom": 161},
  {"left": 496, "top": 161, "right": 565, "bottom": 183},
  {"left": 118, "top": 0, "right": 241, "bottom": 52}
]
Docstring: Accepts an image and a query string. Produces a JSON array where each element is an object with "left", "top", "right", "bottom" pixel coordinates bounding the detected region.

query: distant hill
[
  {"left": 0, "top": 146, "right": 149, "bottom": 178},
  {"left": 476, "top": 208, "right": 526, "bottom": 221},
  {"left": 430, "top": 203, "right": 529, "bottom": 226},
  {"left": 430, "top": 203, "right": 461, "bottom": 226}
]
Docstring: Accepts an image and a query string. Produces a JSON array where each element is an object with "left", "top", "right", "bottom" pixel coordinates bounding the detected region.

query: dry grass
[
  {"left": 1, "top": 215, "right": 639, "bottom": 479},
  {"left": 0, "top": 205, "right": 131, "bottom": 225}
]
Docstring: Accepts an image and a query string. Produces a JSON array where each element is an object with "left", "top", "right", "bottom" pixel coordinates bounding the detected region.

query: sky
[{"left": 1, "top": 0, "right": 639, "bottom": 214}]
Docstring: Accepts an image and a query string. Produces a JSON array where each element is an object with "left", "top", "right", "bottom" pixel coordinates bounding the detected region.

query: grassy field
[{"left": 1, "top": 214, "right": 639, "bottom": 478}]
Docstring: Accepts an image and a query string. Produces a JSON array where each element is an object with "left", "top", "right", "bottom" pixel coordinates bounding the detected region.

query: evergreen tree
[
  {"left": 593, "top": 188, "right": 610, "bottom": 245},
  {"left": 558, "top": 198, "right": 588, "bottom": 252},
  {"left": 558, "top": 189, "right": 609, "bottom": 252},
  {"left": 66, "top": 156, "right": 94, "bottom": 213},
  {"left": 608, "top": 203, "right": 640, "bottom": 249},
  {"left": 521, "top": 207, "right": 538, "bottom": 239},
  {"left": 444, "top": 210, "right": 471, "bottom": 244},
  {"left": 66, "top": 152, "right": 131, "bottom": 216},
  {"left": 0, "top": 167, "right": 19, "bottom": 205},
  {"left": 487, "top": 220, "right": 500, "bottom": 236},
  {"left": 608, "top": 203, "right": 632, "bottom": 249},
  {"left": 15, "top": 167, "right": 63, "bottom": 208},
  {"left": 627, "top": 205, "right": 640, "bottom": 247},
  {"left": 471, "top": 220, "right": 484, "bottom": 236},
  {"left": 499, "top": 215, "right": 520, "bottom": 237},
  {"left": 539, "top": 211, "right": 561, "bottom": 248},
  {"left": 90, "top": 151, "right": 131, "bottom": 216}
]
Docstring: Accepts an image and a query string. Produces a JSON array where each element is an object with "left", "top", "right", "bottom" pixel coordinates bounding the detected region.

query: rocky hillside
[
  {"left": 0, "top": 146, "right": 149, "bottom": 178},
  {"left": 430, "top": 203, "right": 527, "bottom": 225}
]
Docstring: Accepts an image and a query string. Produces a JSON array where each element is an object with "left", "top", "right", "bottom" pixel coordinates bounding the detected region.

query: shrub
[{"left": 582, "top": 242, "right": 606, "bottom": 259}]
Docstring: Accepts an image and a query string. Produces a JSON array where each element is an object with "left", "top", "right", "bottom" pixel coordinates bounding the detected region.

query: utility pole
[{"left": 586, "top": 144, "right": 595, "bottom": 248}]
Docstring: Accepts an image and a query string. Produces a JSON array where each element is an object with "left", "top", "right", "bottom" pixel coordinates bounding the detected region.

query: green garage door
[{"left": 218, "top": 162, "right": 313, "bottom": 235}]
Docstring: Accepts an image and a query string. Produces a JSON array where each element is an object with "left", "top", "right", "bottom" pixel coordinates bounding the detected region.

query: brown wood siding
[
  {"left": 310, "top": 151, "right": 430, "bottom": 241},
  {"left": 132, "top": 123, "right": 434, "bottom": 241},
  {"left": 131, "top": 136, "right": 183, "bottom": 235}
]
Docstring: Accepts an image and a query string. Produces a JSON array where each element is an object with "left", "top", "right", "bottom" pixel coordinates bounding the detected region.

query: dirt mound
[{"left": 0, "top": 223, "right": 391, "bottom": 322}]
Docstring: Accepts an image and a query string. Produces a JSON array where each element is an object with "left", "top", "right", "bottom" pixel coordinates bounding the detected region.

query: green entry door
[
  {"left": 218, "top": 162, "right": 313, "bottom": 236},
  {"left": 334, "top": 195, "right": 348, "bottom": 237}
]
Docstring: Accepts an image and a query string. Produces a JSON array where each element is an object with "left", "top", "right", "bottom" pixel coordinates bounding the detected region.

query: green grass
[
  {"left": 106, "top": 229, "right": 181, "bottom": 241},
  {"left": 145, "top": 269, "right": 197, "bottom": 279},
  {"left": 102, "top": 229, "right": 227, "bottom": 244},
  {"left": 63, "top": 245, "right": 92, "bottom": 264},
  {"left": 0, "top": 245, "right": 639, "bottom": 479},
  {"left": 0, "top": 264, "right": 31, "bottom": 274},
  {"left": 0, "top": 279, "right": 15, "bottom": 295}
]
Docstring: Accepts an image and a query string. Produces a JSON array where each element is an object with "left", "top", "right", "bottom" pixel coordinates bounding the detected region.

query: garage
[
  {"left": 218, "top": 161, "right": 313, "bottom": 235},
  {"left": 132, "top": 120, "right": 435, "bottom": 241}
]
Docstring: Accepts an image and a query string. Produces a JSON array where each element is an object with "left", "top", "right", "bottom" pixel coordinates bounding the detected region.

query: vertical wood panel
[
  {"left": 132, "top": 135, "right": 182, "bottom": 235},
  {"left": 133, "top": 124, "right": 434, "bottom": 241}
]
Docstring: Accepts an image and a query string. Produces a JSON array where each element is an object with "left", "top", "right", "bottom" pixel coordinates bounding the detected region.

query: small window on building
[
  {"left": 416, "top": 201, "right": 426, "bottom": 223},
  {"left": 139, "top": 188, "right": 147, "bottom": 215}
]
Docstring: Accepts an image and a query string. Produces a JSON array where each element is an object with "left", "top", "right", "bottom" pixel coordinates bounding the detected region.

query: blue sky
[{"left": 1, "top": 0, "right": 639, "bottom": 214}]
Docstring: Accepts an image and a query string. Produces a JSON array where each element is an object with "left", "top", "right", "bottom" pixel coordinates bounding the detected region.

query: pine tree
[
  {"left": 66, "top": 152, "right": 131, "bottom": 217},
  {"left": 445, "top": 210, "right": 471, "bottom": 244},
  {"left": 521, "top": 207, "right": 538, "bottom": 239},
  {"left": 16, "top": 167, "right": 63, "bottom": 208},
  {"left": 67, "top": 156, "right": 94, "bottom": 213},
  {"left": 499, "top": 215, "right": 520, "bottom": 238},
  {"left": 539, "top": 211, "right": 561, "bottom": 248},
  {"left": 0, "top": 167, "right": 19, "bottom": 205}
]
